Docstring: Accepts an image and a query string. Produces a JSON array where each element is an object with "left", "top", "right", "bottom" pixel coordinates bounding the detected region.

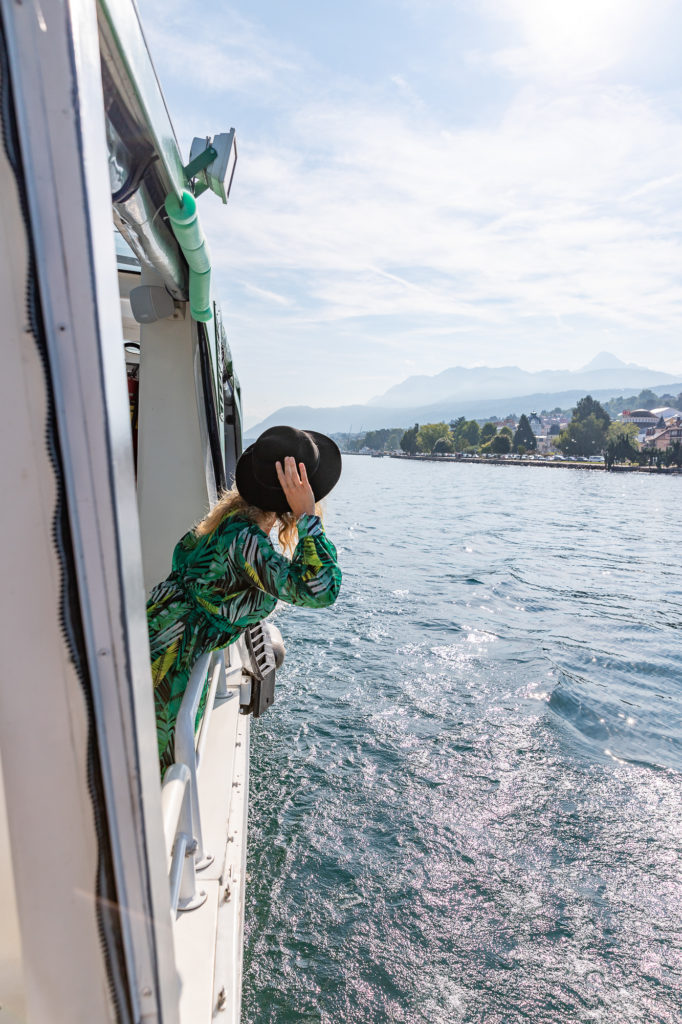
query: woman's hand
[{"left": 276, "top": 456, "right": 315, "bottom": 517}]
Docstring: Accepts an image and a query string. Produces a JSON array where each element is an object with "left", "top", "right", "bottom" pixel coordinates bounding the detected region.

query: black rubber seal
[{"left": 198, "top": 319, "right": 227, "bottom": 493}]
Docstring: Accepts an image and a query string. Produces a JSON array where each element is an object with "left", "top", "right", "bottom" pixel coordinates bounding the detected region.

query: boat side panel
[
  {"left": 0, "top": 124, "right": 115, "bottom": 1021},
  {"left": 213, "top": 710, "right": 250, "bottom": 1024},
  {"left": 1, "top": 1, "right": 181, "bottom": 1019}
]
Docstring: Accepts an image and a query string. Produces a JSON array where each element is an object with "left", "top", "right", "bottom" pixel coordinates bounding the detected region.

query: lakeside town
[{"left": 339, "top": 389, "right": 682, "bottom": 472}]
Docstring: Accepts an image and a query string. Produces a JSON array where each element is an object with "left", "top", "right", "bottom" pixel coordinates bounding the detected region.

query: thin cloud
[
  {"left": 242, "top": 283, "right": 294, "bottom": 307},
  {"left": 215, "top": 91, "right": 682, "bottom": 325},
  {"left": 140, "top": 1, "right": 300, "bottom": 96},
  {"left": 137, "top": 0, "right": 682, "bottom": 420}
]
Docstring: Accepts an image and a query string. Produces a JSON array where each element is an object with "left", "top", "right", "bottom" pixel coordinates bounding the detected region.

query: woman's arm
[
  {"left": 228, "top": 456, "right": 341, "bottom": 607},
  {"left": 236, "top": 515, "right": 341, "bottom": 608}
]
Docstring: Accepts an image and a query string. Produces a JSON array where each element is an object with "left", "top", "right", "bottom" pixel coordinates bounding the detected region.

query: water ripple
[{"left": 243, "top": 458, "right": 682, "bottom": 1023}]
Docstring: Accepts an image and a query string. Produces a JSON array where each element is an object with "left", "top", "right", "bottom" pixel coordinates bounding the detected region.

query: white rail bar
[
  {"left": 174, "top": 652, "right": 214, "bottom": 869},
  {"left": 161, "top": 763, "right": 206, "bottom": 914},
  {"left": 161, "top": 763, "right": 191, "bottom": 865},
  {"left": 195, "top": 656, "right": 223, "bottom": 771},
  {"left": 170, "top": 644, "right": 237, "bottom": 911}
]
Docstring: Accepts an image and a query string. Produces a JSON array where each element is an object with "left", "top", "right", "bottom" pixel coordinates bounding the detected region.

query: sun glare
[{"left": 511, "top": 0, "right": 647, "bottom": 69}]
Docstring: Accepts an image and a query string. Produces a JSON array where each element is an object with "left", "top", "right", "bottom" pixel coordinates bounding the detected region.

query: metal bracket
[
  {"left": 240, "top": 622, "right": 277, "bottom": 717},
  {"left": 183, "top": 145, "right": 217, "bottom": 182}
]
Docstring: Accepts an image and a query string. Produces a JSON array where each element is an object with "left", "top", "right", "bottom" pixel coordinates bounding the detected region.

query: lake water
[{"left": 242, "top": 456, "right": 682, "bottom": 1024}]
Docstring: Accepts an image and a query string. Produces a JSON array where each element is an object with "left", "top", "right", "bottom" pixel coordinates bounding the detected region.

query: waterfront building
[
  {"left": 621, "top": 408, "right": 661, "bottom": 443},
  {"left": 644, "top": 419, "right": 682, "bottom": 451},
  {"left": 622, "top": 409, "right": 659, "bottom": 428}
]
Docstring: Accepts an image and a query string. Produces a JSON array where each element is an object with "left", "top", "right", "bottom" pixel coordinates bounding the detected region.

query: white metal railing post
[
  {"left": 174, "top": 651, "right": 214, "bottom": 869},
  {"left": 162, "top": 639, "right": 276, "bottom": 918},
  {"left": 168, "top": 644, "right": 237, "bottom": 908},
  {"left": 216, "top": 648, "right": 228, "bottom": 698},
  {"left": 161, "top": 763, "right": 207, "bottom": 913}
]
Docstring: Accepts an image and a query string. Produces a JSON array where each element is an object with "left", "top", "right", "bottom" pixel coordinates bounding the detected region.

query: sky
[{"left": 137, "top": 0, "right": 682, "bottom": 426}]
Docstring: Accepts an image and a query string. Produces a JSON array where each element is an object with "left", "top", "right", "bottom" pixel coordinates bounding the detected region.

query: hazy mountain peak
[
  {"left": 247, "top": 353, "right": 680, "bottom": 435},
  {"left": 578, "top": 351, "right": 628, "bottom": 371},
  {"left": 366, "top": 352, "right": 676, "bottom": 409}
]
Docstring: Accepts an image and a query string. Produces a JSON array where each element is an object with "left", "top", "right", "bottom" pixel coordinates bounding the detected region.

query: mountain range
[
  {"left": 367, "top": 353, "right": 679, "bottom": 407},
  {"left": 246, "top": 353, "right": 681, "bottom": 437}
]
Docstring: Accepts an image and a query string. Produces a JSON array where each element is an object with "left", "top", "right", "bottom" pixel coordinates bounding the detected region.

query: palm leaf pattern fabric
[{"left": 147, "top": 512, "right": 341, "bottom": 770}]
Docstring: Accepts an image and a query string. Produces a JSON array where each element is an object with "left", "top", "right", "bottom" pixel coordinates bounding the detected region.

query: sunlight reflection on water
[{"left": 243, "top": 458, "right": 682, "bottom": 1024}]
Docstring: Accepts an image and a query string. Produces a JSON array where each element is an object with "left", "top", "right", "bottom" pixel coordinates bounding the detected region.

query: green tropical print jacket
[{"left": 147, "top": 512, "right": 341, "bottom": 770}]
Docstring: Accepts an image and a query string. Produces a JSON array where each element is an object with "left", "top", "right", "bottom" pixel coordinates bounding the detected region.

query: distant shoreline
[{"left": 344, "top": 452, "right": 680, "bottom": 474}]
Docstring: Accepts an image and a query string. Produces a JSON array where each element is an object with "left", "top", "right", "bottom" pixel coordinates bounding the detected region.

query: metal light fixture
[{"left": 185, "top": 130, "right": 237, "bottom": 204}]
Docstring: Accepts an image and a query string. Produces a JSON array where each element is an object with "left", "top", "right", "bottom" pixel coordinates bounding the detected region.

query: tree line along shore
[
  {"left": 341, "top": 393, "right": 682, "bottom": 472},
  {"left": 383, "top": 454, "right": 677, "bottom": 474}
]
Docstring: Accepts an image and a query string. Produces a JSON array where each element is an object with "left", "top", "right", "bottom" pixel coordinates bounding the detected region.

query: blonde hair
[{"left": 194, "top": 483, "right": 321, "bottom": 555}]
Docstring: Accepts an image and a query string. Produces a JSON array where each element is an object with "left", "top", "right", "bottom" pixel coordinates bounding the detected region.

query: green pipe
[
  {"left": 189, "top": 269, "right": 212, "bottom": 324},
  {"left": 164, "top": 189, "right": 212, "bottom": 321}
]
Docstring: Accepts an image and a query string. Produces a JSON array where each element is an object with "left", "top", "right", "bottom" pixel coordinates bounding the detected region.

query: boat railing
[
  {"left": 160, "top": 762, "right": 205, "bottom": 913},
  {"left": 160, "top": 648, "right": 230, "bottom": 915},
  {"left": 160, "top": 624, "right": 283, "bottom": 916}
]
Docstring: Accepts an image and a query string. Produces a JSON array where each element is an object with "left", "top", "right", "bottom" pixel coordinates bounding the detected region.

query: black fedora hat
[{"left": 235, "top": 425, "right": 342, "bottom": 514}]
